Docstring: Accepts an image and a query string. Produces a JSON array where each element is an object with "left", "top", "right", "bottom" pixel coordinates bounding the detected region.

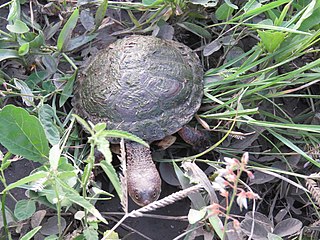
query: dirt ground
[{"left": 0, "top": 154, "right": 194, "bottom": 239}]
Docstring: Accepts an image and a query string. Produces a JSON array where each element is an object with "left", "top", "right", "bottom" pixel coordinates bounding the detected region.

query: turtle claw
[{"left": 178, "top": 125, "right": 213, "bottom": 151}]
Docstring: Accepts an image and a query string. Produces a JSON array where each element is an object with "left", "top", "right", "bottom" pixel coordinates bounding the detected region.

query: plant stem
[{"left": 1, "top": 192, "right": 11, "bottom": 240}]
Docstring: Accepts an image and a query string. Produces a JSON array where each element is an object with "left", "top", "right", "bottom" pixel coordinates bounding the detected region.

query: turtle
[{"left": 73, "top": 35, "right": 204, "bottom": 206}]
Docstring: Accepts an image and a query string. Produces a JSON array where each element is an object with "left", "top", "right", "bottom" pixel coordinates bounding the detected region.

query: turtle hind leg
[{"left": 178, "top": 125, "right": 214, "bottom": 152}]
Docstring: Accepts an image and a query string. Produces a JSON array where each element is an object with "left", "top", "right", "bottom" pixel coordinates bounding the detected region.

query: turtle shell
[{"left": 73, "top": 35, "right": 203, "bottom": 143}]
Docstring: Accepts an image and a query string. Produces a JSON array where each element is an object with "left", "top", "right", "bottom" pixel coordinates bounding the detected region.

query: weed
[{"left": 0, "top": 0, "right": 320, "bottom": 239}]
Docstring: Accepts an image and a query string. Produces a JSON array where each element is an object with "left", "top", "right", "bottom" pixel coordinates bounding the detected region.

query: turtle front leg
[
  {"left": 178, "top": 125, "right": 213, "bottom": 151},
  {"left": 125, "top": 142, "right": 161, "bottom": 206}
]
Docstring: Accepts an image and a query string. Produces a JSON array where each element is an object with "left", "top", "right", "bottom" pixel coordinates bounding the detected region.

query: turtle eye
[
  {"left": 134, "top": 190, "right": 140, "bottom": 200},
  {"left": 152, "top": 191, "right": 158, "bottom": 199}
]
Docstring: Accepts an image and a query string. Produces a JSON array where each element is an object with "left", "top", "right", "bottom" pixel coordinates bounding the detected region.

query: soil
[
  {"left": 1, "top": 1, "right": 320, "bottom": 240},
  {"left": 0, "top": 153, "right": 194, "bottom": 239},
  {"left": 0, "top": 158, "right": 36, "bottom": 210},
  {"left": 96, "top": 180, "right": 190, "bottom": 239}
]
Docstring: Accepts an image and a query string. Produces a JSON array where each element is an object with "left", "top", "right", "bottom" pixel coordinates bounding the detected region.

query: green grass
[{"left": 0, "top": 0, "right": 320, "bottom": 239}]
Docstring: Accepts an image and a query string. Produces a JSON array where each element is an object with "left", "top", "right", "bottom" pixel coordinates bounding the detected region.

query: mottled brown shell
[{"left": 73, "top": 35, "right": 203, "bottom": 143}]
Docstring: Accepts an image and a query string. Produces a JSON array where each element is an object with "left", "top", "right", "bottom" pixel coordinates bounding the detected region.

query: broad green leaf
[
  {"left": 39, "top": 104, "right": 60, "bottom": 145},
  {"left": 187, "top": 208, "right": 206, "bottom": 224},
  {"left": 177, "top": 22, "right": 211, "bottom": 39},
  {"left": 57, "top": 8, "right": 79, "bottom": 51},
  {"left": 258, "top": 30, "right": 286, "bottom": 52},
  {"left": 20, "top": 226, "right": 42, "bottom": 240},
  {"left": 100, "top": 160, "right": 122, "bottom": 200},
  {"left": 2, "top": 171, "right": 49, "bottom": 193},
  {"left": 59, "top": 72, "right": 76, "bottom": 107},
  {"left": 18, "top": 42, "right": 29, "bottom": 56},
  {"left": 14, "top": 199, "right": 36, "bottom": 221},
  {"left": 0, "top": 49, "right": 20, "bottom": 61},
  {"left": 95, "top": 0, "right": 108, "bottom": 30},
  {"left": 216, "top": 3, "right": 235, "bottom": 20},
  {"left": 7, "top": 19, "right": 29, "bottom": 33},
  {"left": 83, "top": 226, "right": 99, "bottom": 240},
  {"left": 0, "top": 105, "right": 49, "bottom": 163}
]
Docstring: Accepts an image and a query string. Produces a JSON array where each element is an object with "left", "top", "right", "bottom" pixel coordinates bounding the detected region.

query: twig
[
  {"left": 119, "top": 139, "right": 128, "bottom": 213},
  {"left": 102, "top": 212, "right": 188, "bottom": 221}
]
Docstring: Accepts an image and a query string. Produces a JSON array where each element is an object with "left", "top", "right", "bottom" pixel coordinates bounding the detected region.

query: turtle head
[
  {"left": 127, "top": 167, "right": 161, "bottom": 206},
  {"left": 125, "top": 141, "right": 161, "bottom": 206}
]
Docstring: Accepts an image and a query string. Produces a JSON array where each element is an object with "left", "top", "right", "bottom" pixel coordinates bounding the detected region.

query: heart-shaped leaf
[
  {"left": 14, "top": 199, "right": 36, "bottom": 221},
  {"left": 273, "top": 218, "right": 302, "bottom": 237}
]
